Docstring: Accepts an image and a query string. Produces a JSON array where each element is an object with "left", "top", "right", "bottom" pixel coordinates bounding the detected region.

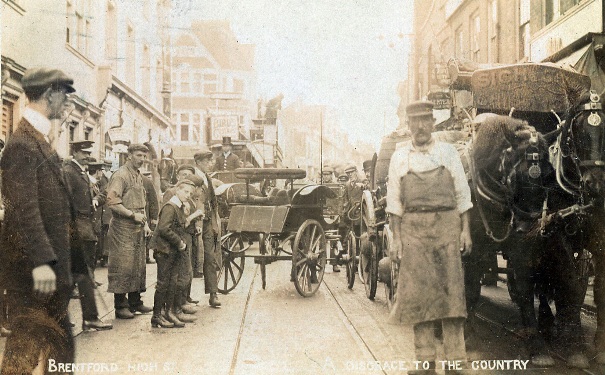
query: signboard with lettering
[
  {"left": 211, "top": 116, "right": 239, "bottom": 141},
  {"left": 471, "top": 64, "right": 591, "bottom": 113},
  {"left": 427, "top": 91, "right": 452, "bottom": 110}
]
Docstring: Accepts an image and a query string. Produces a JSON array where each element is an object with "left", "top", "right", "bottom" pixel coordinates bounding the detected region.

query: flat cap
[
  {"left": 362, "top": 160, "right": 373, "bottom": 171},
  {"left": 103, "top": 159, "right": 113, "bottom": 166},
  {"left": 141, "top": 170, "right": 152, "bottom": 177},
  {"left": 210, "top": 143, "right": 222, "bottom": 150},
  {"left": 322, "top": 167, "right": 334, "bottom": 174},
  {"left": 406, "top": 100, "right": 434, "bottom": 118},
  {"left": 177, "top": 164, "right": 196, "bottom": 174},
  {"left": 175, "top": 179, "right": 196, "bottom": 188},
  {"left": 127, "top": 143, "right": 149, "bottom": 153},
  {"left": 21, "top": 68, "right": 75, "bottom": 94},
  {"left": 194, "top": 150, "right": 213, "bottom": 162},
  {"left": 184, "top": 174, "right": 204, "bottom": 187},
  {"left": 87, "top": 162, "right": 105, "bottom": 171},
  {"left": 337, "top": 174, "right": 349, "bottom": 182},
  {"left": 344, "top": 164, "right": 357, "bottom": 173},
  {"left": 70, "top": 140, "right": 94, "bottom": 153}
]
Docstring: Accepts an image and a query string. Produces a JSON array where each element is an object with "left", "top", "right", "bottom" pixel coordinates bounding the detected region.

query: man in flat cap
[
  {"left": 0, "top": 68, "right": 76, "bottom": 373},
  {"left": 215, "top": 136, "right": 241, "bottom": 171},
  {"left": 63, "top": 140, "right": 113, "bottom": 331},
  {"left": 335, "top": 164, "right": 364, "bottom": 273},
  {"left": 105, "top": 143, "right": 153, "bottom": 319},
  {"left": 194, "top": 150, "right": 222, "bottom": 307},
  {"left": 386, "top": 100, "right": 472, "bottom": 373}
]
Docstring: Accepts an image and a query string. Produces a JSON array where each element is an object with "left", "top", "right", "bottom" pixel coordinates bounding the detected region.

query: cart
[{"left": 217, "top": 168, "right": 340, "bottom": 297}]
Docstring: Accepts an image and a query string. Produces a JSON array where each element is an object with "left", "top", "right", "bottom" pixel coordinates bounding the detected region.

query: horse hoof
[
  {"left": 531, "top": 354, "right": 555, "bottom": 367},
  {"left": 595, "top": 351, "right": 605, "bottom": 365},
  {"left": 566, "top": 353, "right": 590, "bottom": 369}
]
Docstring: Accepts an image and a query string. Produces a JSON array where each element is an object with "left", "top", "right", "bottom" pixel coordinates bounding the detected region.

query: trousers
[{"left": 413, "top": 318, "right": 466, "bottom": 362}]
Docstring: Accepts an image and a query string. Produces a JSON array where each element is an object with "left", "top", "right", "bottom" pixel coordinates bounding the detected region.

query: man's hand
[
  {"left": 144, "top": 223, "right": 152, "bottom": 237},
  {"left": 92, "top": 199, "right": 99, "bottom": 210},
  {"left": 133, "top": 212, "right": 146, "bottom": 224},
  {"left": 32, "top": 264, "right": 56, "bottom": 296},
  {"left": 178, "top": 241, "right": 187, "bottom": 251},
  {"left": 389, "top": 239, "right": 402, "bottom": 263},
  {"left": 459, "top": 230, "right": 472, "bottom": 257}
]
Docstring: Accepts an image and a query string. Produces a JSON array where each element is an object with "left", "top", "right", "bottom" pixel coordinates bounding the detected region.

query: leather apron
[
  {"left": 388, "top": 165, "right": 467, "bottom": 325},
  {"left": 107, "top": 181, "right": 147, "bottom": 294}
]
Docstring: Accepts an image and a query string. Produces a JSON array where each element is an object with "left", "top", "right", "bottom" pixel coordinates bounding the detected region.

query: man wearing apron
[
  {"left": 106, "top": 144, "right": 153, "bottom": 319},
  {"left": 386, "top": 101, "right": 472, "bottom": 374}
]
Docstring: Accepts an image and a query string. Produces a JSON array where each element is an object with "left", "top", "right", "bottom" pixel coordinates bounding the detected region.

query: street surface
[{"left": 0, "top": 245, "right": 603, "bottom": 375}]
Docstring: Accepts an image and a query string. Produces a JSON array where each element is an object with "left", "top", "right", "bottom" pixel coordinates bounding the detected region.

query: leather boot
[
  {"left": 209, "top": 292, "right": 221, "bottom": 307},
  {"left": 151, "top": 313, "right": 174, "bottom": 328},
  {"left": 165, "top": 307, "right": 185, "bottom": 328},
  {"left": 175, "top": 306, "right": 197, "bottom": 323}
]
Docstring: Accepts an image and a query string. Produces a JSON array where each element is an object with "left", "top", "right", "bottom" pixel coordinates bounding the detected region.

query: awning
[
  {"left": 554, "top": 44, "right": 590, "bottom": 69},
  {"left": 574, "top": 36, "right": 605, "bottom": 95}
]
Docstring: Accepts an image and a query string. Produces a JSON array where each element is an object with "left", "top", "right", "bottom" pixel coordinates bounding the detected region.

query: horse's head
[{"left": 565, "top": 91, "right": 605, "bottom": 197}]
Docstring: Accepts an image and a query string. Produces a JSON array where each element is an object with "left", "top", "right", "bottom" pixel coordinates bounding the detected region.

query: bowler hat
[
  {"left": 222, "top": 136, "right": 233, "bottom": 146},
  {"left": 70, "top": 140, "right": 94, "bottom": 153},
  {"left": 127, "top": 143, "right": 149, "bottom": 154},
  {"left": 21, "top": 68, "right": 75, "bottom": 94},
  {"left": 406, "top": 100, "right": 434, "bottom": 118},
  {"left": 362, "top": 160, "right": 373, "bottom": 172},
  {"left": 177, "top": 164, "right": 195, "bottom": 174},
  {"left": 344, "top": 164, "right": 357, "bottom": 173}
]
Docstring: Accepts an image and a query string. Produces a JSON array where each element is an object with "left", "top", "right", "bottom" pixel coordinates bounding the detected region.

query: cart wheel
[
  {"left": 218, "top": 233, "right": 249, "bottom": 294},
  {"left": 386, "top": 259, "right": 399, "bottom": 309},
  {"left": 292, "top": 219, "right": 327, "bottom": 297},
  {"left": 259, "top": 233, "right": 270, "bottom": 290},
  {"left": 359, "top": 234, "right": 378, "bottom": 300},
  {"left": 345, "top": 232, "right": 356, "bottom": 289}
]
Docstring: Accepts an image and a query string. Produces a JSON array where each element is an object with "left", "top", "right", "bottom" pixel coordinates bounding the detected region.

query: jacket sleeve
[
  {"left": 2, "top": 143, "right": 57, "bottom": 267},
  {"left": 157, "top": 205, "right": 183, "bottom": 248}
]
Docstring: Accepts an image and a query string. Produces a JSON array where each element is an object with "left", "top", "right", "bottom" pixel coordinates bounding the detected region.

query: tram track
[
  {"left": 323, "top": 279, "right": 390, "bottom": 375},
  {"left": 228, "top": 264, "right": 259, "bottom": 375}
]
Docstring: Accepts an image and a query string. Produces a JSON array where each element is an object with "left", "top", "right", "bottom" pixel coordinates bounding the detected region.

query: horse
[
  {"left": 551, "top": 91, "right": 605, "bottom": 365},
  {"left": 463, "top": 112, "right": 597, "bottom": 368}
]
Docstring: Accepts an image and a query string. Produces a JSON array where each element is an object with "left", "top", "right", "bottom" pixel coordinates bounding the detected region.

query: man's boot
[
  {"left": 175, "top": 289, "right": 197, "bottom": 322},
  {"left": 151, "top": 291, "right": 173, "bottom": 328},
  {"left": 209, "top": 292, "right": 221, "bottom": 307}
]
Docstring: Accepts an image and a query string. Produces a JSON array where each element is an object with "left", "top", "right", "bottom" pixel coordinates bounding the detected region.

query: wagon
[{"left": 217, "top": 168, "right": 341, "bottom": 297}]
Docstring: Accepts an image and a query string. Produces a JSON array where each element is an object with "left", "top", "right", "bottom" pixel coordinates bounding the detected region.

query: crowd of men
[
  {"left": 0, "top": 68, "right": 229, "bottom": 373},
  {"left": 0, "top": 66, "right": 471, "bottom": 375}
]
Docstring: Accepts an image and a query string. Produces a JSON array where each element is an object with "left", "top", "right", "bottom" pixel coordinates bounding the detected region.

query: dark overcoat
[
  {"left": 0, "top": 119, "right": 73, "bottom": 292},
  {"left": 215, "top": 152, "right": 240, "bottom": 171}
]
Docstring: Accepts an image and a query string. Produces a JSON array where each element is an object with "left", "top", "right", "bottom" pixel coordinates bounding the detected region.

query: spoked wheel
[
  {"left": 218, "top": 232, "right": 249, "bottom": 294},
  {"left": 359, "top": 236, "right": 378, "bottom": 300},
  {"left": 292, "top": 219, "right": 327, "bottom": 297},
  {"left": 345, "top": 232, "right": 357, "bottom": 289},
  {"left": 259, "top": 233, "right": 271, "bottom": 290},
  {"left": 358, "top": 194, "right": 378, "bottom": 300},
  {"left": 386, "top": 259, "right": 399, "bottom": 308}
]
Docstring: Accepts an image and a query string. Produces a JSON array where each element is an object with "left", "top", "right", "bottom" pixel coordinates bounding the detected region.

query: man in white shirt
[{"left": 386, "top": 101, "right": 472, "bottom": 374}]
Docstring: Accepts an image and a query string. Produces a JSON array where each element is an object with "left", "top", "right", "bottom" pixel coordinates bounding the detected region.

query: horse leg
[
  {"left": 537, "top": 293, "right": 555, "bottom": 340},
  {"left": 593, "top": 249, "right": 605, "bottom": 364},
  {"left": 550, "top": 237, "right": 589, "bottom": 369},
  {"left": 509, "top": 248, "right": 554, "bottom": 366}
]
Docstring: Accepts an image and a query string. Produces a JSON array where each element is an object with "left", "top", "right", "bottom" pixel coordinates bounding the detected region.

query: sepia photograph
[{"left": 0, "top": 0, "right": 604, "bottom": 374}]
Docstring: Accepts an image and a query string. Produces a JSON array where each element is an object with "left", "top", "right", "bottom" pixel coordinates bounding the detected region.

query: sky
[{"left": 173, "top": 0, "right": 413, "bottom": 150}]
